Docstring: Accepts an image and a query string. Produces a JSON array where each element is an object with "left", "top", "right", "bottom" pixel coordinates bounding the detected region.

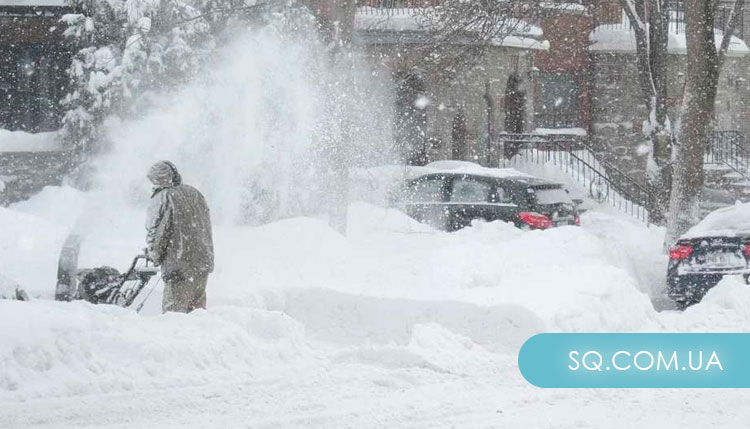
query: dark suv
[
  {"left": 394, "top": 172, "right": 580, "bottom": 231},
  {"left": 667, "top": 204, "right": 750, "bottom": 308}
]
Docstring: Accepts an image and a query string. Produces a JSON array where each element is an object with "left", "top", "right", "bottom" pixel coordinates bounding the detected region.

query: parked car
[
  {"left": 667, "top": 203, "right": 750, "bottom": 309},
  {"left": 393, "top": 166, "right": 581, "bottom": 232}
]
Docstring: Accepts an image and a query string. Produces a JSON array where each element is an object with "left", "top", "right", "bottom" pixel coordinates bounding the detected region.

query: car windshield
[{"left": 532, "top": 187, "right": 573, "bottom": 205}]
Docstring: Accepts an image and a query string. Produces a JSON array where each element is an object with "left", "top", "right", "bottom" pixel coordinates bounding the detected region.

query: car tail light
[
  {"left": 519, "top": 212, "right": 552, "bottom": 229},
  {"left": 574, "top": 215, "right": 581, "bottom": 226},
  {"left": 668, "top": 244, "right": 694, "bottom": 260},
  {"left": 743, "top": 243, "right": 750, "bottom": 259}
]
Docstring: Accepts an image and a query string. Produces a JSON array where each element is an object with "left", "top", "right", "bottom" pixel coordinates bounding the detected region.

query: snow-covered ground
[{"left": 3, "top": 182, "right": 750, "bottom": 427}]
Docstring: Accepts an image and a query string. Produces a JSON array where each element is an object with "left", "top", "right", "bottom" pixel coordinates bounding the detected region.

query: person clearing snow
[{"left": 146, "top": 161, "right": 214, "bottom": 313}]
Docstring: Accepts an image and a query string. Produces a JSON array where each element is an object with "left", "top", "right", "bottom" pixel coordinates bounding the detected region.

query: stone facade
[
  {"left": 356, "top": 27, "right": 541, "bottom": 165},
  {"left": 590, "top": 52, "right": 750, "bottom": 180}
]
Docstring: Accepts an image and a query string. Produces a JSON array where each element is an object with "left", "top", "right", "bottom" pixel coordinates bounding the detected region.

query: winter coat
[{"left": 145, "top": 161, "right": 214, "bottom": 281}]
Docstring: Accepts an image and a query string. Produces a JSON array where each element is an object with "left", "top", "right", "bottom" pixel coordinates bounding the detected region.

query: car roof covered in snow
[
  {"left": 682, "top": 202, "right": 750, "bottom": 239},
  {"left": 411, "top": 161, "right": 562, "bottom": 187}
]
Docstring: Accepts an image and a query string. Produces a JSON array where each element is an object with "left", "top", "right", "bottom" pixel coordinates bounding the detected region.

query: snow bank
[
  {"left": 10, "top": 186, "right": 87, "bottom": 230},
  {"left": 0, "top": 274, "right": 21, "bottom": 299},
  {"left": 9, "top": 178, "right": 750, "bottom": 421},
  {"left": 0, "top": 180, "right": 661, "bottom": 331},
  {"left": 332, "top": 323, "right": 499, "bottom": 375},
  {"left": 285, "top": 288, "right": 544, "bottom": 354},
  {"left": 659, "top": 276, "right": 750, "bottom": 331},
  {"left": 0, "top": 205, "right": 69, "bottom": 298},
  {"left": 533, "top": 127, "right": 587, "bottom": 136},
  {"left": 0, "top": 300, "right": 307, "bottom": 401},
  {"left": 0, "top": 130, "right": 60, "bottom": 153}
]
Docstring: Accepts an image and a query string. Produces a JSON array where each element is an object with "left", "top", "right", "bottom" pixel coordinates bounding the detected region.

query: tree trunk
[
  {"left": 619, "top": 0, "right": 672, "bottom": 224},
  {"left": 647, "top": 0, "right": 672, "bottom": 225},
  {"left": 451, "top": 109, "right": 468, "bottom": 161},
  {"left": 666, "top": 0, "right": 719, "bottom": 245}
]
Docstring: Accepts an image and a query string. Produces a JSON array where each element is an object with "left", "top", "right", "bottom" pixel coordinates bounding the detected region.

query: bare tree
[
  {"left": 665, "top": 0, "right": 743, "bottom": 245},
  {"left": 618, "top": 0, "right": 672, "bottom": 223},
  {"left": 415, "top": 0, "right": 548, "bottom": 75}
]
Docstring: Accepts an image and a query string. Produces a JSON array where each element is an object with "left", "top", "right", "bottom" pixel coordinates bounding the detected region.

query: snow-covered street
[{"left": 4, "top": 187, "right": 750, "bottom": 427}]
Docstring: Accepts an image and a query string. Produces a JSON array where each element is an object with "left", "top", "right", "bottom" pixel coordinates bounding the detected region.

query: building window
[{"left": 536, "top": 72, "right": 580, "bottom": 128}]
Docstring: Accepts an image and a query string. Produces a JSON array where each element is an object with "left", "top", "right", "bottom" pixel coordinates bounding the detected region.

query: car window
[
  {"left": 494, "top": 185, "right": 514, "bottom": 204},
  {"left": 407, "top": 178, "right": 445, "bottom": 202},
  {"left": 533, "top": 187, "right": 574, "bottom": 205},
  {"left": 451, "top": 178, "right": 491, "bottom": 203}
]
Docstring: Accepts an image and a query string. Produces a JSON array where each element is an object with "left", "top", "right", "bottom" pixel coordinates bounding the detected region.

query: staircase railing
[
  {"left": 705, "top": 131, "right": 750, "bottom": 181},
  {"left": 492, "top": 134, "right": 654, "bottom": 223}
]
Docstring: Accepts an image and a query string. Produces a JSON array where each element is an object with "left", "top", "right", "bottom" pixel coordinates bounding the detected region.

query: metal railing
[
  {"left": 667, "top": 2, "right": 743, "bottom": 36},
  {"left": 494, "top": 134, "right": 654, "bottom": 223},
  {"left": 481, "top": 131, "right": 750, "bottom": 224},
  {"left": 705, "top": 130, "right": 750, "bottom": 180},
  {"left": 356, "top": 0, "right": 441, "bottom": 15},
  {"left": 595, "top": 2, "right": 743, "bottom": 37},
  {"left": 534, "top": 112, "right": 579, "bottom": 129}
]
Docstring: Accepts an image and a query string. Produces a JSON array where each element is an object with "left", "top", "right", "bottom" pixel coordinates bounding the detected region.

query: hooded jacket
[{"left": 145, "top": 161, "right": 214, "bottom": 280}]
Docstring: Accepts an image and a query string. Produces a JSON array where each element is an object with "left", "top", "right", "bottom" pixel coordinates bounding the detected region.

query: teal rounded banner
[{"left": 518, "top": 333, "right": 750, "bottom": 388}]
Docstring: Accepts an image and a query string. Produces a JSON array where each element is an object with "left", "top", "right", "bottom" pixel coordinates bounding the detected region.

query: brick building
[{"left": 532, "top": 3, "right": 592, "bottom": 131}]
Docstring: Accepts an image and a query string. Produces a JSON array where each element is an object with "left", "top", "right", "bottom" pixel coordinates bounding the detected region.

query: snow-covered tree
[{"left": 60, "top": 0, "right": 270, "bottom": 151}]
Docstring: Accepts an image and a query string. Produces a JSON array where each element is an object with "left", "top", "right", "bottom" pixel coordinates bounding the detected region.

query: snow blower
[{"left": 55, "top": 234, "right": 161, "bottom": 311}]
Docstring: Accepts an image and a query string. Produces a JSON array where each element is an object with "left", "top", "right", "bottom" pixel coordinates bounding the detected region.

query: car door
[
  {"left": 403, "top": 175, "right": 450, "bottom": 229},
  {"left": 448, "top": 176, "right": 498, "bottom": 230}
]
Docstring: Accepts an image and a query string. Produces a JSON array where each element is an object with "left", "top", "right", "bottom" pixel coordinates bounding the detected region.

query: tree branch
[
  {"left": 718, "top": 0, "right": 744, "bottom": 68},
  {"left": 619, "top": 0, "right": 658, "bottom": 107}
]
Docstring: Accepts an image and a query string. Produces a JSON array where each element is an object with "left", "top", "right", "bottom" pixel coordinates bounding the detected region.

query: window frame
[{"left": 449, "top": 175, "right": 494, "bottom": 204}]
